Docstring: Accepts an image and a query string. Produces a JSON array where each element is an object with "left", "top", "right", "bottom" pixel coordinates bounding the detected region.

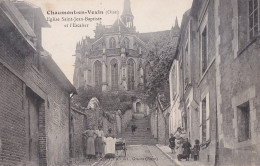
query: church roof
[
  {"left": 138, "top": 30, "right": 171, "bottom": 43},
  {"left": 111, "top": 18, "right": 130, "bottom": 33}
]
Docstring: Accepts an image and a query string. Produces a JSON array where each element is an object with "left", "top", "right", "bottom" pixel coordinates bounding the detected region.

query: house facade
[
  {"left": 0, "top": 1, "right": 76, "bottom": 165},
  {"left": 169, "top": 0, "right": 260, "bottom": 165}
]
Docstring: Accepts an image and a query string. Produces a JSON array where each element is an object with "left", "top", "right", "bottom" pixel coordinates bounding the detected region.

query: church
[{"left": 73, "top": 0, "right": 180, "bottom": 94}]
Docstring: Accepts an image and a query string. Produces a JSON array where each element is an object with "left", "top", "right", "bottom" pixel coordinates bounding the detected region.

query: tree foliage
[
  {"left": 72, "top": 87, "right": 138, "bottom": 114},
  {"left": 144, "top": 32, "right": 176, "bottom": 107}
]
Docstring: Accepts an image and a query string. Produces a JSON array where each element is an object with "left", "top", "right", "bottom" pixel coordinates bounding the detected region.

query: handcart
[{"left": 115, "top": 138, "right": 127, "bottom": 157}]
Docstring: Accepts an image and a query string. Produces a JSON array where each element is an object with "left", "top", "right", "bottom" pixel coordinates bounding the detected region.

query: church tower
[
  {"left": 171, "top": 17, "right": 180, "bottom": 46},
  {"left": 121, "top": 0, "right": 134, "bottom": 28}
]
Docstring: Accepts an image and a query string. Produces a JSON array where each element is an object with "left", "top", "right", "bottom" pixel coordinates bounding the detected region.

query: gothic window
[
  {"left": 94, "top": 61, "right": 102, "bottom": 88},
  {"left": 109, "top": 37, "right": 116, "bottom": 48},
  {"left": 110, "top": 59, "right": 118, "bottom": 89},
  {"left": 249, "top": 0, "right": 259, "bottom": 40},
  {"left": 124, "top": 37, "right": 130, "bottom": 49},
  {"left": 201, "top": 26, "right": 208, "bottom": 74},
  {"left": 127, "top": 59, "right": 135, "bottom": 90}
]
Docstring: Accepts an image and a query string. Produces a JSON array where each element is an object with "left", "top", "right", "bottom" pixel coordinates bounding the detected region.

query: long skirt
[
  {"left": 87, "top": 137, "right": 95, "bottom": 155},
  {"left": 95, "top": 137, "right": 103, "bottom": 154}
]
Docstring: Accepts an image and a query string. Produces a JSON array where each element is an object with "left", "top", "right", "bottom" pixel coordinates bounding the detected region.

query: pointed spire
[
  {"left": 174, "top": 17, "right": 179, "bottom": 28},
  {"left": 117, "top": 14, "right": 120, "bottom": 32},
  {"left": 122, "top": 0, "right": 133, "bottom": 16},
  {"left": 121, "top": 0, "right": 134, "bottom": 28}
]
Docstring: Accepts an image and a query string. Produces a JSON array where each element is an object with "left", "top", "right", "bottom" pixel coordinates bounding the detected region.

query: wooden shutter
[
  {"left": 199, "top": 101, "right": 203, "bottom": 143},
  {"left": 206, "top": 93, "right": 210, "bottom": 141}
]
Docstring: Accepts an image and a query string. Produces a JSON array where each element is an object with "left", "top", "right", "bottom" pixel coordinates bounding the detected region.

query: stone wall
[
  {"left": 121, "top": 109, "right": 133, "bottom": 132},
  {"left": 215, "top": 0, "right": 260, "bottom": 165},
  {"left": 70, "top": 108, "right": 87, "bottom": 160}
]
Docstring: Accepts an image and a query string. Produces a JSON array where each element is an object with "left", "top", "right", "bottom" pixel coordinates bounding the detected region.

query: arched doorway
[{"left": 136, "top": 102, "right": 141, "bottom": 113}]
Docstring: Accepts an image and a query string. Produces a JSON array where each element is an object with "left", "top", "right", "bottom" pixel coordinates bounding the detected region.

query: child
[
  {"left": 193, "top": 139, "right": 200, "bottom": 161},
  {"left": 169, "top": 134, "right": 176, "bottom": 153},
  {"left": 177, "top": 138, "right": 191, "bottom": 161}
]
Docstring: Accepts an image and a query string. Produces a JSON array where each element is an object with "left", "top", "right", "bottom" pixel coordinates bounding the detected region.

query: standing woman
[
  {"left": 95, "top": 126, "right": 104, "bottom": 158},
  {"left": 83, "top": 126, "right": 96, "bottom": 159},
  {"left": 173, "top": 127, "right": 186, "bottom": 158}
]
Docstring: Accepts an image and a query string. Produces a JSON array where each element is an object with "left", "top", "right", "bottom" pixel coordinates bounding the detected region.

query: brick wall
[
  {"left": 0, "top": 65, "right": 26, "bottom": 166},
  {"left": 0, "top": 14, "right": 72, "bottom": 166}
]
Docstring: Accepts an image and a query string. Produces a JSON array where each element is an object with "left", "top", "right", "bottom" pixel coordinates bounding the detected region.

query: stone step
[
  {"left": 123, "top": 136, "right": 154, "bottom": 139},
  {"left": 126, "top": 141, "right": 157, "bottom": 145},
  {"left": 121, "top": 117, "right": 155, "bottom": 145}
]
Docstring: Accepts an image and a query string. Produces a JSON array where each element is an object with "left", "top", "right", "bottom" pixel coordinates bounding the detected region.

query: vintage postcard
[{"left": 0, "top": 0, "right": 259, "bottom": 165}]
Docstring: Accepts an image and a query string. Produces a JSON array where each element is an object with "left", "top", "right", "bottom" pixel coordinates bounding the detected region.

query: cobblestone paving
[
  {"left": 88, "top": 145, "right": 177, "bottom": 166},
  {"left": 74, "top": 145, "right": 178, "bottom": 166}
]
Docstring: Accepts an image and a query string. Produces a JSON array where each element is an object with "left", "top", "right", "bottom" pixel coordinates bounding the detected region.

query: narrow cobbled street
[{"left": 90, "top": 145, "right": 175, "bottom": 166}]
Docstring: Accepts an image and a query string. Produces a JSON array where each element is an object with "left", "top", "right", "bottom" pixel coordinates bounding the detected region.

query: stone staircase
[{"left": 120, "top": 116, "right": 157, "bottom": 145}]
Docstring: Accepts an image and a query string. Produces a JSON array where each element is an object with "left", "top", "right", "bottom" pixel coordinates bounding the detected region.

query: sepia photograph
[{"left": 0, "top": 0, "right": 260, "bottom": 165}]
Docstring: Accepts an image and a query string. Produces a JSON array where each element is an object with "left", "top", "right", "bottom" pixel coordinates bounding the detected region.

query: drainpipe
[
  {"left": 69, "top": 92, "right": 76, "bottom": 160},
  {"left": 214, "top": 79, "right": 219, "bottom": 166}
]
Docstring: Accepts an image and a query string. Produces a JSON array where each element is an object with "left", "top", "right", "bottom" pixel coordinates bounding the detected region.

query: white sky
[{"left": 28, "top": 0, "right": 193, "bottom": 83}]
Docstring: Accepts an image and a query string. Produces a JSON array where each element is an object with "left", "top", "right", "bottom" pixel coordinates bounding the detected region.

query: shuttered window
[{"left": 200, "top": 93, "right": 210, "bottom": 143}]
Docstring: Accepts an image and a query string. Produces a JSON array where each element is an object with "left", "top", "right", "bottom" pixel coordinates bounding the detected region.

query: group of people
[
  {"left": 169, "top": 127, "right": 200, "bottom": 161},
  {"left": 82, "top": 125, "right": 117, "bottom": 159}
]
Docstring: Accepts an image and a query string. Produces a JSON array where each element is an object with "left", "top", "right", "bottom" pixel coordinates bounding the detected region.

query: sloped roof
[
  {"left": 13, "top": 1, "right": 50, "bottom": 28},
  {"left": 0, "top": 0, "right": 36, "bottom": 38},
  {"left": 110, "top": 18, "right": 130, "bottom": 33},
  {"left": 41, "top": 50, "right": 76, "bottom": 94},
  {"left": 190, "top": 0, "right": 203, "bottom": 19}
]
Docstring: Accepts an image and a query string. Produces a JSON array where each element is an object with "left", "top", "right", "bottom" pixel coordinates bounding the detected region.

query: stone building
[
  {"left": 73, "top": 0, "right": 180, "bottom": 116},
  {"left": 169, "top": 0, "right": 260, "bottom": 165},
  {"left": 0, "top": 1, "right": 76, "bottom": 165}
]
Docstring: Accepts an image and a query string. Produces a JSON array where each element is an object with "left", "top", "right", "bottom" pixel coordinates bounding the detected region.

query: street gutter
[{"left": 155, "top": 144, "right": 183, "bottom": 166}]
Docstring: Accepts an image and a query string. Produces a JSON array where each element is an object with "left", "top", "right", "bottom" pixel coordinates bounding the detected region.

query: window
[
  {"left": 184, "top": 43, "right": 190, "bottom": 89},
  {"left": 110, "top": 59, "right": 118, "bottom": 89},
  {"left": 237, "top": 101, "right": 251, "bottom": 142},
  {"left": 201, "top": 27, "right": 208, "bottom": 74},
  {"left": 109, "top": 37, "right": 116, "bottom": 48},
  {"left": 200, "top": 93, "right": 210, "bottom": 143},
  {"left": 33, "top": 53, "right": 40, "bottom": 70},
  {"left": 127, "top": 59, "right": 135, "bottom": 90},
  {"left": 94, "top": 61, "right": 102, "bottom": 88},
  {"left": 249, "top": 0, "right": 259, "bottom": 40},
  {"left": 123, "top": 37, "right": 130, "bottom": 49}
]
